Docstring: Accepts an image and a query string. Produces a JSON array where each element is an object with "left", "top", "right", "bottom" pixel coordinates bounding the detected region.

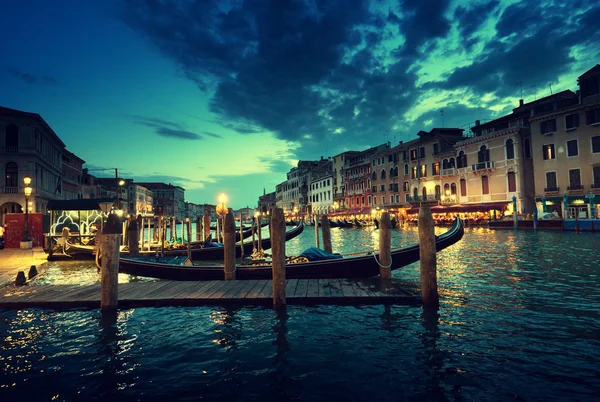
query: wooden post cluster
[
  {"left": 101, "top": 213, "right": 122, "bottom": 311},
  {"left": 321, "top": 215, "right": 332, "bottom": 253},
  {"left": 418, "top": 206, "right": 438, "bottom": 307},
  {"left": 223, "top": 211, "right": 236, "bottom": 280},
  {"left": 378, "top": 211, "right": 392, "bottom": 280},
  {"left": 271, "top": 208, "right": 286, "bottom": 308}
]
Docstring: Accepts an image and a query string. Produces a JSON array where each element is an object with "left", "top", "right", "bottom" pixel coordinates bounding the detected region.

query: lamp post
[
  {"left": 21, "top": 176, "right": 32, "bottom": 248},
  {"left": 216, "top": 192, "right": 228, "bottom": 242}
]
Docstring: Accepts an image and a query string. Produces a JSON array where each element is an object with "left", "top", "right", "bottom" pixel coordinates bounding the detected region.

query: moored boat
[{"left": 118, "top": 218, "right": 464, "bottom": 280}]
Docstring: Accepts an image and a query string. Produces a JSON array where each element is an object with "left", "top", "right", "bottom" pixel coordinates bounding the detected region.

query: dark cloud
[
  {"left": 119, "top": 0, "right": 597, "bottom": 160},
  {"left": 8, "top": 68, "right": 58, "bottom": 85},
  {"left": 257, "top": 156, "right": 293, "bottom": 174},
  {"left": 129, "top": 114, "right": 218, "bottom": 140},
  {"left": 133, "top": 174, "right": 199, "bottom": 187}
]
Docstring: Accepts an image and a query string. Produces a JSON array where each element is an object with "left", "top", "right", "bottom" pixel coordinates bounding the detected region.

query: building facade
[
  {"left": 136, "top": 182, "right": 186, "bottom": 219},
  {"left": 309, "top": 173, "right": 333, "bottom": 215},
  {"left": 529, "top": 65, "right": 600, "bottom": 218},
  {"left": 1, "top": 106, "right": 67, "bottom": 223},
  {"left": 331, "top": 151, "right": 358, "bottom": 211},
  {"left": 61, "top": 149, "right": 85, "bottom": 200}
]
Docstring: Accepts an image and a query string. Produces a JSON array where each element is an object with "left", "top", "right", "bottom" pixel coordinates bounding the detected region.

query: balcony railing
[
  {"left": 441, "top": 168, "right": 456, "bottom": 176},
  {"left": 590, "top": 184, "right": 600, "bottom": 190},
  {"left": 3, "top": 186, "right": 18, "bottom": 194},
  {"left": 567, "top": 185, "right": 584, "bottom": 191},
  {"left": 471, "top": 161, "right": 495, "bottom": 171},
  {"left": 544, "top": 187, "right": 560, "bottom": 193},
  {"left": 1, "top": 146, "right": 18, "bottom": 153},
  {"left": 407, "top": 194, "right": 441, "bottom": 203}
]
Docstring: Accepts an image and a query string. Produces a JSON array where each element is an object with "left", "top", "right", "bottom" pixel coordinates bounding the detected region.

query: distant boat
[{"left": 117, "top": 219, "right": 464, "bottom": 280}]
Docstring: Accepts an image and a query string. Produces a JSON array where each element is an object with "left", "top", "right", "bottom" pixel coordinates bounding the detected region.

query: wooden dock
[{"left": 0, "top": 278, "right": 420, "bottom": 309}]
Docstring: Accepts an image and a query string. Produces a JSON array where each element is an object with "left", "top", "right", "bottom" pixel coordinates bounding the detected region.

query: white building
[{"left": 309, "top": 174, "right": 334, "bottom": 215}]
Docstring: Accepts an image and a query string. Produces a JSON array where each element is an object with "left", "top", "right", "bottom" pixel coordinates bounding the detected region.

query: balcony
[
  {"left": 471, "top": 161, "right": 495, "bottom": 171},
  {"left": 407, "top": 194, "right": 440, "bottom": 203},
  {"left": 590, "top": 183, "right": 600, "bottom": 191},
  {"left": 3, "top": 186, "right": 18, "bottom": 194},
  {"left": 544, "top": 187, "right": 560, "bottom": 193},
  {"left": 441, "top": 168, "right": 456, "bottom": 176},
  {"left": 1, "top": 146, "right": 18, "bottom": 153},
  {"left": 567, "top": 185, "right": 584, "bottom": 191}
]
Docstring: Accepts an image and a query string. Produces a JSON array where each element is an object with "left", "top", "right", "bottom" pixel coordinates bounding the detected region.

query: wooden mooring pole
[
  {"left": 101, "top": 213, "right": 121, "bottom": 311},
  {"left": 127, "top": 218, "right": 139, "bottom": 256},
  {"left": 321, "top": 215, "right": 332, "bottom": 253},
  {"left": 196, "top": 216, "right": 202, "bottom": 242},
  {"left": 239, "top": 214, "right": 244, "bottom": 259},
  {"left": 203, "top": 215, "right": 211, "bottom": 242},
  {"left": 223, "top": 211, "right": 236, "bottom": 280},
  {"left": 378, "top": 211, "right": 392, "bottom": 280},
  {"left": 271, "top": 208, "right": 286, "bottom": 308},
  {"left": 418, "top": 206, "right": 438, "bottom": 307},
  {"left": 314, "top": 215, "right": 320, "bottom": 248}
]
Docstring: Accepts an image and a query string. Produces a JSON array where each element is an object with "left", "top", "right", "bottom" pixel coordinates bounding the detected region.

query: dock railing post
[
  {"left": 378, "top": 211, "right": 392, "bottom": 280},
  {"left": 239, "top": 215, "right": 245, "bottom": 259},
  {"left": 187, "top": 218, "right": 192, "bottom": 262},
  {"left": 271, "top": 207, "right": 286, "bottom": 308},
  {"left": 127, "top": 218, "right": 139, "bottom": 256},
  {"left": 321, "top": 215, "right": 332, "bottom": 253},
  {"left": 223, "top": 210, "right": 236, "bottom": 280},
  {"left": 101, "top": 213, "right": 121, "bottom": 311},
  {"left": 418, "top": 206, "right": 438, "bottom": 307}
]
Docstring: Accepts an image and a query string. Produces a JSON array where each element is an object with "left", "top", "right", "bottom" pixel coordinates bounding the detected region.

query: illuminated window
[
  {"left": 542, "top": 144, "right": 556, "bottom": 160},
  {"left": 432, "top": 162, "right": 440, "bottom": 176},
  {"left": 420, "top": 165, "right": 427, "bottom": 177}
]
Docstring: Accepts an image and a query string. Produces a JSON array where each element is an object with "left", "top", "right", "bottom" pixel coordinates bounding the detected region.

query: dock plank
[
  {"left": 233, "top": 280, "right": 259, "bottom": 299},
  {"left": 318, "top": 279, "right": 332, "bottom": 297},
  {"left": 339, "top": 279, "right": 357, "bottom": 297},
  {"left": 294, "top": 279, "right": 309, "bottom": 298},
  {"left": 205, "top": 281, "right": 238, "bottom": 299},
  {"left": 306, "top": 280, "right": 319, "bottom": 298},
  {"left": 328, "top": 279, "right": 344, "bottom": 297},
  {"left": 220, "top": 281, "right": 248, "bottom": 299},
  {"left": 183, "top": 281, "right": 220, "bottom": 299},
  {"left": 285, "top": 279, "right": 298, "bottom": 296},
  {"left": 244, "top": 280, "right": 268, "bottom": 299},
  {"left": 257, "top": 280, "right": 273, "bottom": 299}
]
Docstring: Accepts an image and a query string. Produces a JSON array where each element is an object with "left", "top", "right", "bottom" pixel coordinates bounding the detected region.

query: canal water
[{"left": 1, "top": 225, "right": 599, "bottom": 401}]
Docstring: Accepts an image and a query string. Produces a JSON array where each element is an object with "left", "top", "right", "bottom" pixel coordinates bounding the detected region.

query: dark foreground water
[{"left": 2, "top": 226, "right": 600, "bottom": 401}]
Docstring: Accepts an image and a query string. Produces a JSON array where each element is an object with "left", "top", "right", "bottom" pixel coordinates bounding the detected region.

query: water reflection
[{"left": 271, "top": 308, "right": 290, "bottom": 399}]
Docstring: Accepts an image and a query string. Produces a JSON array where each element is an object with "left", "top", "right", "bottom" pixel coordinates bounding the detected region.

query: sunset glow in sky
[{"left": 2, "top": 0, "right": 599, "bottom": 208}]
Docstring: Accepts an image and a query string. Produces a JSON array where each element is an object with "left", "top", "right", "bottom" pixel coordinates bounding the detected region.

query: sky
[{"left": 1, "top": 0, "right": 599, "bottom": 209}]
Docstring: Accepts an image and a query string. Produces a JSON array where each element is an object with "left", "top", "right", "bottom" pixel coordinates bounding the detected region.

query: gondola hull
[{"left": 118, "top": 219, "right": 464, "bottom": 280}]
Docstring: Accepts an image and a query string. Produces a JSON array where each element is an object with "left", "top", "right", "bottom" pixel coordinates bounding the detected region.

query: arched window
[
  {"left": 372, "top": 171, "right": 377, "bottom": 180},
  {"left": 442, "top": 159, "right": 448, "bottom": 169},
  {"left": 506, "top": 139, "right": 515, "bottom": 160},
  {"left": 444, "top": 183, "right": 450, "bottom": 194},
  {"left": 449, "top": 158, "right": 456, "bottom": 168},
  {"left": 451, "top": 182, "right": 457, "bottom": 195},
  {"left": 389, "top": 167, "right": 394, "bottom": 177},
  {"left": 5, "top": 124, "right": 18, "bottom": 149},
  {"left": 457, "top": 151, "right": 467, "bottom": 168},
  {"left": 404, "top": 164, "right": 409, "bottom": 175},
  {"left": 435, "top": 185, "right": 441, "bottom": 198},
  {"left": 422, "top": 187, "right": 427, "bottom": 199},
  {"left": 5, "top": 162, "right": 18, "bottom": 187},
  {"left": 507, "top": 171, "right": 516, "bottom": 192},
  {"left": 478, "top": 145, "right": 490, "bottom": 163},
  {"left": 460, "top": 178, "right": 467, "bottom": 196},
  {"left": 381, "top": 169, "right": 386, "bottom": 179},
  {"left": 524, "top": 139, "right": 531, "bottom": 159},
  {"left": 413, "top": 187, "right": 418, "bottom": 200}
]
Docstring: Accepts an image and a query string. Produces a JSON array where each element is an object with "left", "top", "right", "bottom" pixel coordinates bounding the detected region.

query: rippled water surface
[{"left": 2, "top": 226, "right": 600, "bottom": 401}]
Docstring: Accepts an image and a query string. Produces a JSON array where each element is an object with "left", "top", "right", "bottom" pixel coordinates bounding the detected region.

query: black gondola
[
  {"left": 122, "top": 221, "right": 304, "bottom": 260},
  {"left": 118, "top": 218, "right": 464, "bottom": 280}
]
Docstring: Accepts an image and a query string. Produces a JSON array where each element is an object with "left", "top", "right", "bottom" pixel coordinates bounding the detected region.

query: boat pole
[
  {"left": 418, "top": 206, "right": 438, "bottom": 307},
  {"left": 127, "top": 218, "right": 139, "bottom": 256},
  {"left": 186, "top": 218, "right": 192, "bottom": 260},
  {"left": 101, "top": 213, "right": 121, "bottom": 311},
  {"left": 223, "top": 210, "right": 236, "bottom": 280},
  {"left": 203, "top": 215, "right": 211, "bottom": 242},
  {"left": 271, "top": 207, "right": 286, "bottom": 308},
  {"left": 321, "top": 215, "right": 332, "bottom": 253},
  {"left": 239, "top": 214, "right": 244, "bottom": 259},
  {"left": 378, "top": 211, "right": 392, "bottom": 280},
  {"left": 314, "top": 214, "right": 320, "bottom": 248},
  {"left": 160, "top": 217, "right": 165, "bottom": 257},
  {"left": 257, "top": 215, "right": 263, "bottom": 253},
  {"left": 196, "top": 216, "right": 202, "bottom": 242}
]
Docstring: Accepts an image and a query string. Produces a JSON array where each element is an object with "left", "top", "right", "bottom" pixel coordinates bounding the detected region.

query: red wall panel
[{"left": 4, "top": 213, "right": 44, "bottom": 248}]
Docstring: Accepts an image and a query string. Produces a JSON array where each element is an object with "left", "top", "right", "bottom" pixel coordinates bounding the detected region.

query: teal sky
[{"left": 2, "top": 0, "right": 599, "bottom": 208}]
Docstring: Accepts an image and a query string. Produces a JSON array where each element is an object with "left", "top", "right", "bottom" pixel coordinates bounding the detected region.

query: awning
[{"left": 47, "top": 198, "right": 116, "bottom": 211}]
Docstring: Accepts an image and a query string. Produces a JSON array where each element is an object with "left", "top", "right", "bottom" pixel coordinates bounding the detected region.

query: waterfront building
[
  {"left": 309, "top": 173, "right": 333, "bottom": 215},
  {"left": 81, "top": 169, "right": 101, "bottom": 199},
  {"left": 1, "top": 106, "right": 66, "bottom": 222},
  {"left": 529, "top": 65, "right": 600, "bottom": 218},
  {"left": 258, "top": 190, "right": 276, "bottom": 214},
  {"left": 235, "top": 207, "right": 254, "bottom": 220},
  {"left": 277, "top": 159, "right": 331, "bottom": 215},
  {"left": 128, "top": 183, "right": 153, "bottom": 215},
  {"left": 405, "top": 128, "right": 465, "bottom": 205},
  {"left": 331, "top": 151, "right": 359, "bottom": 212},
  {"left": 60, "top": 149, "right": 85, "bottom": 200},
  {"left": 136, "top": 182, "right": 185, "bottom": 219},
  {"left": 94, "top": 177, "right": 129, "bottom": 213},
  {"left": 370, "top": 142, "right": 406, "bottom": 210},
  {"left": 344, "top": 143, "right": 389, "bottom": 214}
]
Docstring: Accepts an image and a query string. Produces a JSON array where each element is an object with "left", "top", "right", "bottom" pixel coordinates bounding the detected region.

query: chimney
[
  {"left": 475, "top": 120, "right": 480, "bottom": 126},
  {"left": 519, "top": 99, "right": 524, "bottom": 107}
]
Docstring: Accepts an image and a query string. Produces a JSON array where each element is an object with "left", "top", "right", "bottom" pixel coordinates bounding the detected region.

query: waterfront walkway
[
  {"left": 0, "top": 278, "right": 420, "bottom": 309},
  {"left": 0, "top": 247, "right": 48, "bottom": 285}
]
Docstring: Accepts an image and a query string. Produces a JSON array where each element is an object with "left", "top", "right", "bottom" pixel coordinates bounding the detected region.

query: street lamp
[{"left": 22, "top": 176, "right": 32, "bottom": 247}]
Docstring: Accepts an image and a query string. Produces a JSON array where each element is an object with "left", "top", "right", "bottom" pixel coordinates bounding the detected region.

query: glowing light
[
  {"left": 23, "top": 176, "right": 31, "bottom": 186},
  {"left": 24, "top": 186, "right": 32, "bottom": 197},
  {"left": 118, "top": 179, "right": 125, "bottom": 186}
]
